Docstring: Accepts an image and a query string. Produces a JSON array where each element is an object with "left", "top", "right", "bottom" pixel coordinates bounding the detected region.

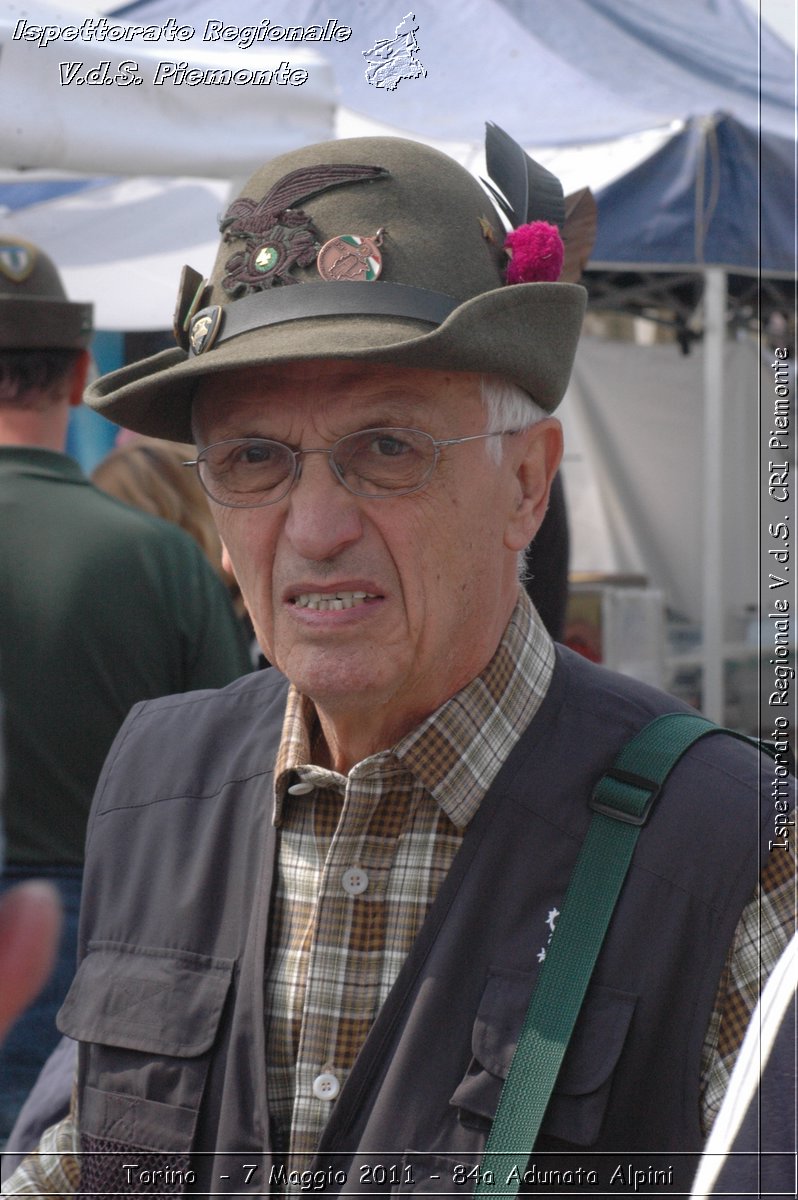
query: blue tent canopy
[
  {"left": 0, "top": 178, "right": 112, "bottom": 214},
  {"left": 593, "top": 112, "right": 795, "bottom": 274}
]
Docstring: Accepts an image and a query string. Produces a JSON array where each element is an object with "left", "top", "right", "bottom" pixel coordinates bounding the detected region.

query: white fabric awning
[{"left": 0, "top": 0, "right": 336, "bottom": 177}]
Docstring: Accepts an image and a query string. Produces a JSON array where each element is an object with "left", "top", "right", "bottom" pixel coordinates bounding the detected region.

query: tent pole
[{"left": 701, "top": 267, "right": 726, "bottom": 723}]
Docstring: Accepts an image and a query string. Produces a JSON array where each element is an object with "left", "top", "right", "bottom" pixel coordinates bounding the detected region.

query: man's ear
[
  {"left": 67, "top": 350, "right": 92, "bottom": 408},
  {"left": 504, "top": 418, "right": 563, "bottom": 552}
]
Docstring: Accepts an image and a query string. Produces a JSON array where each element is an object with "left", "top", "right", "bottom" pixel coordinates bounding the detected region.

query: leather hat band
[{"left": 188, "top": 282, "right": 459, "bottom": 357}]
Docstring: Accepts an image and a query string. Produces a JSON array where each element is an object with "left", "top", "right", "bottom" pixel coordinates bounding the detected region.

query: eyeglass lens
[{"left": 197, "top": 428, "right": 438, "bottom": 505}]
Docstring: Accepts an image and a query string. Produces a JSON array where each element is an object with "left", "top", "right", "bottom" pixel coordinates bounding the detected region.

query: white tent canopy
[
  {"left": 0, "top": 0, "right": 337, "bottom": 328},
  {"left": 1, "top": 174, "right": 231, "bottom": 329},
  {"left": 561, "top": 334, "right": 764, "bottom": 623},
  {"left": 0, "top": 0, "right": 336, "bottom": 177}
]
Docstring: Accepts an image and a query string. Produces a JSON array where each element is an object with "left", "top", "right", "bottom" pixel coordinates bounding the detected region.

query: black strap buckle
[{"left": 589, "top": 768, "right": 661, "bottom": 826}]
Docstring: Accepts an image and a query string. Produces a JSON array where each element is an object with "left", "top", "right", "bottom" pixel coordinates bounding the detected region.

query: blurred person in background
[
  {"left": 1, "top": 432, "right": 261, "bottom": 1175},
  {"left": 0, "top": 881, "right": 61, "bottom": 1051},
  {"left": 91, "top": 435, "right": 251, "bottom": 642},
  {"left": 0, "top": 238, "right": 253, "bottom": 1143},
  {"left": 92, "top": 436, "right": 227, "bottom": 575},
  {"left": 0, "top": 684, "right": 63, "bottom": 1179},
  {"left": 0, "top": 691, "right": 61, "bottom": 1048}
]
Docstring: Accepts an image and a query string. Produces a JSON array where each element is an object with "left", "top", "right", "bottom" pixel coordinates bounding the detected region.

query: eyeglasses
[{"left": 185, "top": 427, "right": 517, "bottom": 508}]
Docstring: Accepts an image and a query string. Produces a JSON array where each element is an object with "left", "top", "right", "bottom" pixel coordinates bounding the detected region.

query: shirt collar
[
  {"left": 274, "top": 588, "right": 554, "bottom": 828},
  {"left": 0, "top": 446, "right": 87, "bottom": 483}
]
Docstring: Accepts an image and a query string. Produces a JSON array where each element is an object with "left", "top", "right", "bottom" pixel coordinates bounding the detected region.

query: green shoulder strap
[{"left": 475, "top": 711, "right": 767, "bottom": 1196}]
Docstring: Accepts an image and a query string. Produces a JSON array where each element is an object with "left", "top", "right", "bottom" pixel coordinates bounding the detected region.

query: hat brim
[
  {"left": 86, "top": 281, "right": 586, "bottom": 443},
  {"left": 0, "top": 297, "right": 94, "bottom": 350}
]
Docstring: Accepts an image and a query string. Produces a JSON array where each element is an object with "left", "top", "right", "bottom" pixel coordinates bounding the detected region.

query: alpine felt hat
[
  {"left": 0, "top": 237, "right": 93, "bottom": 350},
  {"left": 86, "top": 132, "right": 587, "bottom": 442}
]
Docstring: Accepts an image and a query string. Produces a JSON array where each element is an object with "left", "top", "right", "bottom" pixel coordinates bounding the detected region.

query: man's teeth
[{"left": 292, "top": 591, "right": 377, "bottom": 611}]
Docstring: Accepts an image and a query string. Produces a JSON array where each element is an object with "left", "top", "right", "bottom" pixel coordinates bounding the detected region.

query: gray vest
[{"left": 59, "top": 648, "right": 773, "bottom": 1196}]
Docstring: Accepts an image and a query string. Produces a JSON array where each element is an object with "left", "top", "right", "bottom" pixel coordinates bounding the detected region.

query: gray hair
[
  {"left": 479, "top": 376, "right": 551, "bottom": 581},
  {"left": 480, "top": 375, "right": 546, "bottom": 463}
]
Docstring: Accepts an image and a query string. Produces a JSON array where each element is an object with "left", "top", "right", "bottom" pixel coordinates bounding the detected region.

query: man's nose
[{"left": 282, "top": 450, "right": 364, "bottom": 560}]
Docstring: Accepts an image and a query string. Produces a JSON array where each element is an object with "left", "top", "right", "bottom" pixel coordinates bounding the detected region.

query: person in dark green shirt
[{"left": 0, "top": 237, "right": 252, "bottom": 1141}]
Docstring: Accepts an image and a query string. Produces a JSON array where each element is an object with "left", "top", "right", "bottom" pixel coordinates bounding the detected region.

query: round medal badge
[{"left": 317, "top": 231, "right": 384, "bottom": 282}]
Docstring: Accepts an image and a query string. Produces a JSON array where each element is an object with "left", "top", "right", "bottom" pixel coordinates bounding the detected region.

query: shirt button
[
  {"left": 312, "top": 1072, "right": 340, "bottom": 1101},
  {"left": 341, "top": 867, "right": 369, "bottom": 895},
  {"left": 287, "top": 779, "right": 315, "bottom": 795}
]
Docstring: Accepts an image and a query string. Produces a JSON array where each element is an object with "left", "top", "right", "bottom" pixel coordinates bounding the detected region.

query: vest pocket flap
[
  {"left": 469, "top": 968, "right": 636, "bottom": 1093},
  {"left": 451, "top": 969, "right": 638, "bottom": 1140},
  {"left": 469, "top": 967, "right": 536, "bottom": 1079},
  {"left": 548, "top": 984, "right": 637, "bottom": 1096},
  {"left": 58, "top": 942, "right": 234, "bottom": 1057}
]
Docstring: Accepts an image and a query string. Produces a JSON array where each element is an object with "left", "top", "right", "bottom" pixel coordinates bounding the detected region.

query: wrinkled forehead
[{"left": 191, "top": 359, "right": 485, "bottom": 441}]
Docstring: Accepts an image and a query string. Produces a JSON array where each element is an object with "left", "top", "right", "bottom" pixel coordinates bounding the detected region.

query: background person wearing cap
[
  {"left": 0, "top": 238, "right": 253, "bottom": 1145},
  {"left": 4, "top": 135, "right": 793, "bottom": 1196}
]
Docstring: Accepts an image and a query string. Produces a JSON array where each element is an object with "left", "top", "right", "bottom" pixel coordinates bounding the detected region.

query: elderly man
[{"left": 5, "top": 134, "right": 792, "bottom": 1197}]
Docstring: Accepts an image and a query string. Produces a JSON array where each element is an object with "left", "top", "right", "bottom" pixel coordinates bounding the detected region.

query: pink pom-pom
[{"left": 503, "top": 221, "right": 564, "bottom": 284}]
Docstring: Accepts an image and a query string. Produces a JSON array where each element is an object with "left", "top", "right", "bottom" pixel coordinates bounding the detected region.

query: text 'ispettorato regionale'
[{"left": 12, "top": 18, "right": 354, "bottom": 50}]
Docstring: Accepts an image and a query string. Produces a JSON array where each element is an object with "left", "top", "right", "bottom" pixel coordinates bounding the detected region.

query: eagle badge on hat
[
  {"left": 189, "top": 306, "right": 223, "bottom": 355},
  {"left": 219, "top": 163, "right": 389, "bottom": 296},
  {"left": 0, "top": 240, "right": 36, "bottom": 283}
]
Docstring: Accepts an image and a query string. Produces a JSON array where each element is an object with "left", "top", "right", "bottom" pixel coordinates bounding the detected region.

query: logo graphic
[
  {"left": 0, "top": 241, "right": 35, "bottom": 283},
  {"left": 363, "top": 12, "right": 426, "bottom": 91},
  {"left": 536, "top": 907, "right": 560, "bottom": 964}
]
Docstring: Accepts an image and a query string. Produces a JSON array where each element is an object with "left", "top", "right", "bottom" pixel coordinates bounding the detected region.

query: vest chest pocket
[
  {"left": 450, "top": 968, "right": 637, "bottom": 1148},
  {"left": 57, "top": 941, "right": 234, "bottom": 1195}
]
